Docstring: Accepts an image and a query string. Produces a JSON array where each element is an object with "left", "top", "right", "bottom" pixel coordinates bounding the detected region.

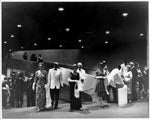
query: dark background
[{"left": 2, "top": 2, "right": 148, "bottom": 72}]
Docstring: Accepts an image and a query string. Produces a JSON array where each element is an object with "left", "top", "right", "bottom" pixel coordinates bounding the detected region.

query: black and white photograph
[{"left": 1, "top": 1, "right": 149, "bottom": 118}]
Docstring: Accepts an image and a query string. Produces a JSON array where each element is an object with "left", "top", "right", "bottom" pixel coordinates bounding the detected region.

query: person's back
[
  {"left": 38, "top": 54, "right": 43, "bottom": 62},
  {"left": 23, "top": 52, "right": 28, "bottom": 60}
]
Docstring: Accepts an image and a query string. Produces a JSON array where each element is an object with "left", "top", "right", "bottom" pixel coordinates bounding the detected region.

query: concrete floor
[{"left": 2, "top": 100, "right": 149, "bottom": 118}]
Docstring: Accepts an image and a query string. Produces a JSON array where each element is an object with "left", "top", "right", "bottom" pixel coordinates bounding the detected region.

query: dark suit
[{"left": 132, "top": 67, "right": 138, "bottom": 101}]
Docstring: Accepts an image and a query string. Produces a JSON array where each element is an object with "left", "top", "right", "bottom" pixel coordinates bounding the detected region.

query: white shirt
[
  {"left": 48, "top": 68, "right": 63, "bottom": 89},
  {"left": 124, "top": 71, "right": 133, "bottom": 82},
  {"left": 121, "top": 63, "right": 127, "bottom": 77},
  {"left": 107, "top": 68, "right": 124, "bottom": 88},
  {"left": 77, "top": 68, "right": 86, "bottom": 80}
]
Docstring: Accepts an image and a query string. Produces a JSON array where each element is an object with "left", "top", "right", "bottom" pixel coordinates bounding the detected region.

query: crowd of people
[
  {"left": 95, "top": 61, "right": 149, "bottom": 107},
  {"left": 2, "top": 72, "right": 35, "bottom": 108},
  {"left": 23, "top": 52, "right": 43, "bottom": 63},
  {"left": 2, "top": 60, "right": 149, "bottom": 113}
]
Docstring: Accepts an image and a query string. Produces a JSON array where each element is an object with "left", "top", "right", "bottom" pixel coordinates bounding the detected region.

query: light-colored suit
[{"left": 48, "top": 68, "right": 63, "bottom": 89}]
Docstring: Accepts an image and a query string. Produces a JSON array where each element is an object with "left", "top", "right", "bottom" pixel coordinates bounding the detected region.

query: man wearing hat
[{"left": 48, "top": 62, "right": 63, "bottom": 109}]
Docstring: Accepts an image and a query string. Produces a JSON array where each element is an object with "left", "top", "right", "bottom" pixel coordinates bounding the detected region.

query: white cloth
[
  {"left": 107, "top": 68, "right": 124, "bottom": 88},
  {"left": 77, "top": 68, "right": 86, "bottom": 90},
  {"left": 74, "top": 84, "right": 80, "bottom": 98},
  {"left": 118, "top": 85, "right": 128, "bottom": 107},
  {"left": 77, "top": 69, "right": 86, "bottom": 80},
  {"left": 45, "top": 84, "right": 52, "bottom": 108},
  {"left": 124, "top": 71, "right": 133, "bottom": 82},
  {"left": 48, "top": 68, "right": 63, "bottom": 89},
  {"left": 77, "top": 81, "right": 84, "bottom": 91},
  {"left": 1, "top": 74, "right": 6, "bottom": 83},
  {"left": 121, "top": 63, "right": 127, "bottom": 77}
]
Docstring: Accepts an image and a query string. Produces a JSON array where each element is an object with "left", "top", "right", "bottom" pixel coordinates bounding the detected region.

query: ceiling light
[
  {"left": 105, "top": 31, "right": 110, "bottom": 34},
  {"left": 66, "top": 28, "right": 70, "bottom": 32},
  {"left": 105, "top": 41, "right": 108, "bottom": 44},
  {"left": 21, "top": 46, "right": 24, "bottom": 49},
  {"left": 48, "top": 37, "right": 51, "bottom": 40},
  {"left": 17, "top": 24, "right": 22, "bottom": 28},
  {"left": 78, "top": 39, "right": 82, "bottom": 43},
  {"left": 81, "top": 46, "right": 84, "bottom": 49},
  {"left": 4, "top": 41, "right": 7, "bottom": 44},
  {"left": 122, "top": 12, "right": 128, "bottom": 17},
  {"left": 10, "top": 34, "right": 15, "bottom": 38},
  {"left": 34, "top": 43, "right": 37, "bottom": 46},
  {"left": 139, "top": 33, "right": 144, "bottom": 36},
  {"left": 59, "top": 44, "right": 62, "bottom": 48},
  {"left": 58, "top": 7, "right": 64, "bottom": 12}
]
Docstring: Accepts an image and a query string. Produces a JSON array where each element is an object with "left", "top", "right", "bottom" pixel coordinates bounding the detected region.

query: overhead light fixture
[
  {"left": 21, "top": 46, "right": 24, "bottom": 49},
  {"left": 17, "top": 24, "right": 22, "bottom": 28},
  {"left": 78, "top": 39, "right": 82, "bottom": 43},
  {"left": 34, "top": 43, "right": 37, "bottom": 46},
  {"left": 81, "top": 46, "right": 84, "bottom": 49},
  {"left": 4, "top": 41, "right": 7, "bottom": 44},
  {"left": 105, "top": 41, "right": 108, "bottom": 44},
  {"left": 66, "top": 28, "right": 70, "bottom": 32},
  {"left": 58, "top": 7, "right": 64, "bottom": 12},
  {"left": 105, "top": 31, "right": 110, "bottom": 34},
  {"left": 10, "top": 34, "right": 15, "bottom": 38},
  {"left": 59, "top": 44, "right": 62, "bottom": 48},
  {"left": 48, "top": 37, "right": 51, "bottom": 40},
  {"left": 139, "top": 33, "right": 144, "bottom": 36},
  {"left": 122, "top": 12, "right": 128, "bottom": 17}
]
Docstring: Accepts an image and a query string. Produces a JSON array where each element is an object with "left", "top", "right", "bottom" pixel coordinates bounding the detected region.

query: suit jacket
[{"left": 48, "top": 68, "right": 63, "bottom": 89}]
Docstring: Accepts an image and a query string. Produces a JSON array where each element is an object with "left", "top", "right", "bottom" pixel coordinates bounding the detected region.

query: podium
[{"left": 118, "top": 85, "right": 127, "bottom": 107}]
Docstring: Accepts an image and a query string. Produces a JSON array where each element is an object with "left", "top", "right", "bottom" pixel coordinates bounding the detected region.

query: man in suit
[
  {"left": 130, "top": 62, "right": 138, "bottom": 101},
  {"left": 48, "top": 62, "right": 63, "bottom": 109}
]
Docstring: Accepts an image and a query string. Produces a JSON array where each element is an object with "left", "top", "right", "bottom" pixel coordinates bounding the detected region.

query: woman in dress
[
  {"left": 95, "top": 62, "right": 109, "bottom": 108},
  {"left": 33, "top": 62, "right": 47, "bottom": 112},
  {"left": 68, "top": 64, "right": 82, "bottom": 112}
]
